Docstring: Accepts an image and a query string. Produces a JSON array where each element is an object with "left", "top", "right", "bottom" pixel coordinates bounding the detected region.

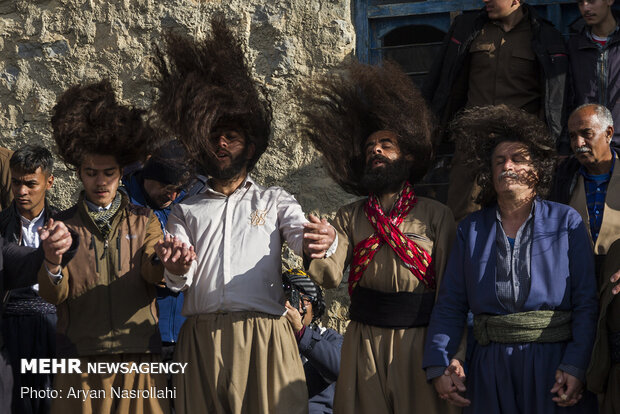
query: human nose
[
  {"left": 16, "top": 185, "right": 28, "bottom": 196},
  {"left": 217, "top": 136, "right": 229, "bottom": 148},
  {"left": 573, "top": 135, "right": 586, "bottom": 148},
  {"left": 371, "top": 143, "right": 383, "bottom": 155},
  {"left": 503, "top": 158, "right": 515, "bottom": 170},
  {"left": 167, "top": 190, "right": 179, "bottom": 201},
  {"left": 96, "top": 173, "right": 107, "bottom": 186}
]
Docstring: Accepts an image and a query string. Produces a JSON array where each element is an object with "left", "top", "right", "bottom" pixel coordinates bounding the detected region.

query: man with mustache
[
  {"left": 551, "top": 104, "right": 620, "bottom": 268},
  {"left": 153, "top": 17, "right": 335, "bottom": 414},
  {"left": 301, "top": 62, "right": 461, "bottom": 414},
  {"left": 422, "top": 0, "right": 568, "bottom": 221},
  {"left": 423, "top": 105, "right": 599, "bottom": 413},
  {"left": 568, "top": 0, "right": 620, "bottom": 147},
  {"left": 550, "top": 105, "right": 620, "bottom": 411}
]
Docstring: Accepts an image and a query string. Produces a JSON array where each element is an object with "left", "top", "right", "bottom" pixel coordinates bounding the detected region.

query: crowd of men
[{"left": 0, "top": 0, "right": 620, "bottom": 413}]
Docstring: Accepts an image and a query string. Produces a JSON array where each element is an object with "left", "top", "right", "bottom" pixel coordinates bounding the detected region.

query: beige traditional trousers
[
  {"left": 173, "top": 311, "right": 308, "bottom": 414},
  {"left": 50, "top": 353, "right": 169, "bottom": 414}
]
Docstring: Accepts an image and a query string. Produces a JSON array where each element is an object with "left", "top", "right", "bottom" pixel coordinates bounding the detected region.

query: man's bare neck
[
  {"left": 210, "top": 172, "right": 248, "bottom": 196},
  {"left": 497, "top": 193, "right": 534, "bottom": 237},
  {"left": 497, "top": 6, "right": 524, "bottom": 32},
  {"left": 18, "top": 205, "right": 44, "bottom": 221},
  {"left": 592, "top": 14, "right": 617, "bottom": 38},
  {"left": 586, "top": 153, "right": 614, "bottom": 176},
  {"left": 377, "top": 182, "right": 405, "bottom": 213}
]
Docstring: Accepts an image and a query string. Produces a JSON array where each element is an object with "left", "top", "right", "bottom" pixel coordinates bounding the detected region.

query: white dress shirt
[
  {"left": 165, "top": 176, "right": 307, "bottom": 316},
  {"left": 20, "top": 209, "right": 45, "bottom": 291}
]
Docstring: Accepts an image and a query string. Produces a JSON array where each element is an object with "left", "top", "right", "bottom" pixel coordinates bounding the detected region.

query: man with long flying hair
[
  {"left": 153, "top": 17, "right": 335, "bottom": 414},
  {"left": 300, "top": 62, "right": 461, "bottom": 414},
  {"left": 39, "top": 80, "right": 170, "bottom": 414},
  {"left": 423, "top": 105, "right": 598, "bottom": 413}
]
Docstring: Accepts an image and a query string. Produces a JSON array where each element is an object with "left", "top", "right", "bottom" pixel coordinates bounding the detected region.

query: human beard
[
  {"left": 360, "top": 155, "right": 411, "bottom": 195},
  {"left": 203, "top": 146, "right": 249, "bottom": 181}
]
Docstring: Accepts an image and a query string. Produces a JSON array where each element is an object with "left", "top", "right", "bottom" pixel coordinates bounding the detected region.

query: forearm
[{"left": 141, "top": 214, "right": 165, "bottom": 284}]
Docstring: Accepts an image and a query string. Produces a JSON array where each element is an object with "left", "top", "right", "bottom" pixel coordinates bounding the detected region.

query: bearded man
[
  {"left": 152, "top": 17, "right": 335, "bottom": 414},
  {"left": 423, "top": 105, "right": 599, "bottom": 413},
  {"left": 300, "top": 62, "right": 461, "bottom": 414}
]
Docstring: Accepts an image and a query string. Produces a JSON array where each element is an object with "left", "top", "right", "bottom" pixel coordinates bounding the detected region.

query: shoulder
[
  {"left": 53, "top": 205, "right": 79, "bottom": 222},
  {"left": 126, "top": 203, "right": 152, "bottom": 219},
  {"left": 314, "top": 326, "right": 343, "bottom": 342},
  {"left": 448, "top": 10, "right": 486, "bottom": 43},
  {"left": 0, "top": 207, "right": 14, "bottom": 234},
  {"left": 47, "top": 204, "right": 61, "bottom": 217},
  {"left": 452, "top": 10, "right": 484, "bottom": 31},
  {"left": 528, "top": 7, "right": 564, "bottom": 40},
  {"left": 537, "top": 199, "right": 583, "bottom": 226},
  {"left": 336, "top": 198, "right": 366, "bottom": 218},
  {"left": 457, "top": 205, "right": 495, "bottom": 235},
  {"left": 0, "top": 206, "right": 12, "bottom": 222},
  {"left": 0, "top": 147, "right": 12, "bottom": 165},
  {"left": 414, "top": 197, "right": 454, "bottom": 218}
]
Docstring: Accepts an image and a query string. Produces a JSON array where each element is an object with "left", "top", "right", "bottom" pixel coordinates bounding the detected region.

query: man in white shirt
[
  {"left": 153, "top": 17, "right": 335, "bottom": 414},
  {"left": 0, "top": 145, "right": 58, "bottom": 414}
]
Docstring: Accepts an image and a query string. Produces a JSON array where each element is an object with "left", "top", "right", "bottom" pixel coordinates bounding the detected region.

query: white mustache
[
  {"left": 499, "top": 171, "right": 519, "bottom": 180},
  {"left": 575, "top": 146, "right": 591, "bottom": 154}
]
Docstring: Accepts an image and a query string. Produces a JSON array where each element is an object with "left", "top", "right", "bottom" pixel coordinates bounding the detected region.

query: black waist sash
[{"left": 349, "top": 286, "right": 435, "bottom": 329}]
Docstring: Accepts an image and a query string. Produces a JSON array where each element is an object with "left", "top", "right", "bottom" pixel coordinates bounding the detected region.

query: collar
[
  {"left": 204, "top": 174, "right": 254, "bottom": 196},
  {"left": 85, "top": 199, "right": 113, "bottom": 212},
  {"left": 19, "top": 207, "right": 45, "bottom": 226},
  {"left": 579, "top": 148, "right": 617, "bottom": 179},
  {"left": 495, "top": 199, "right": 535, "bottom": 223},
  {"left": 586, "top": 23, "right": 620, "bottom": 44}
]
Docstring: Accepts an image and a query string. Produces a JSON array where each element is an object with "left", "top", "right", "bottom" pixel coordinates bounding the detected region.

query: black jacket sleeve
[{"left": 2, "top": 242, "right": 43, "bottom": 290}]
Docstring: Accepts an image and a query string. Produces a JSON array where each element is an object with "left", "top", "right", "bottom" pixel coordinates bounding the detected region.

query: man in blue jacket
[
  {"left": 122, "top": 139, "right": 205, "bottom": 359},
  {"left": 423, "top": 105, "right": 599, "bottom": 413},
  {"left": 283, "top": 270, "right": 343, "bottom": 414}
]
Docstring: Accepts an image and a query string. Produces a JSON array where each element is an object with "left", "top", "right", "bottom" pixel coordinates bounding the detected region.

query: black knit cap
[{"left": 142, "top": 140, "right": 191, "bottom": 186}]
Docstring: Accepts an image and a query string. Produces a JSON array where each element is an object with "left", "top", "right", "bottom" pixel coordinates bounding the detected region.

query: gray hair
[{"left": 572, "top": 103, "right": 614, "bottom": 130}]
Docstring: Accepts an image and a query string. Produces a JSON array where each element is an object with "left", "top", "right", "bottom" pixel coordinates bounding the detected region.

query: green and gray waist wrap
[{"left": 473, "top": 310, "right": 572, "bottom": 346}]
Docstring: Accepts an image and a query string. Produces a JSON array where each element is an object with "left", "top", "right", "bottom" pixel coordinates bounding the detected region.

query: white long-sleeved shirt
[
  {"left": 165, "top": 176, "right": 307, "bottom": 316},
  {"left": 20, "top": 208, "right": 45, "bottom": 291}
]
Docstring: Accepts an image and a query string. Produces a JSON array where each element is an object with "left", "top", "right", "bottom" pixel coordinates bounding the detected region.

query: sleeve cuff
[
  {"left": 44, "top": 262, "right": 63, "bottom": 285},
  {"left": 324, "top": 232, "right": 338, "bottom": 258},
  {"left": 164, "top": 268, "right": 189, "bottom": 292},
  {"left": 558, "top": 363, "right": 586, "bottom": 383},
  {"left": 426, "top": 366, "right": 448, "bottom": 382}
]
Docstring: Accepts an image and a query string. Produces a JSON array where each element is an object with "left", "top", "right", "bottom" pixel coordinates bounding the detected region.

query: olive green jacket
[{"left": 38, "top": 192, "right": 164, "bottom": 357}]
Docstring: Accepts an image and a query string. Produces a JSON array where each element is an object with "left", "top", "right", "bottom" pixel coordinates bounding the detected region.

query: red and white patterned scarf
[{"left": 348, "top": 182, "right": 435, "bottom": 295}]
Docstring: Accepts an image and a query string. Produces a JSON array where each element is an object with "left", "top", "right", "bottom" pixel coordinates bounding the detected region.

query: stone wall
[{"left": 0, "top": 0, "right": 357, "bottom": 331}]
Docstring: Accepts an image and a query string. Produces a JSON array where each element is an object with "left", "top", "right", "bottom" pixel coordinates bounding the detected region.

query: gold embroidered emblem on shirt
[{"left": 250, "top": 210, "right": 268, "bottom": 226}]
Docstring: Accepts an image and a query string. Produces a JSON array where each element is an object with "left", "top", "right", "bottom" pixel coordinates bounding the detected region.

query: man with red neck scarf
[{"left": 300, "top": 62, "right": 462, "bottom": 414}]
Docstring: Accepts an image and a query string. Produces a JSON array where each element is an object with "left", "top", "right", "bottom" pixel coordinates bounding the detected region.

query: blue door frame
[{"left": 354, "top": 0, "right": 581, "bottom": 64}]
